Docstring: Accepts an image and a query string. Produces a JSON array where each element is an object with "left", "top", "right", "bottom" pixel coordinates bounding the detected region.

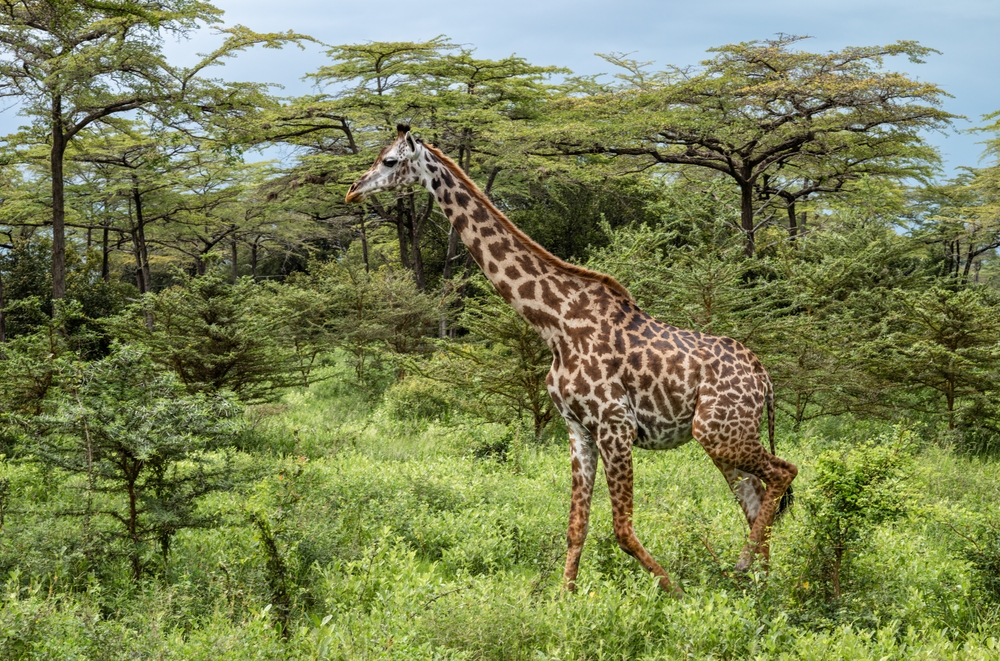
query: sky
[{"left": 9, "top": 0, "right": 1000, "bottom": 176}]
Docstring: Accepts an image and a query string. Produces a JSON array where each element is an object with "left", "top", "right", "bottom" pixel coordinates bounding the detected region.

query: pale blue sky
[{"left": 13, "top": 0, "right": 1000, "bottom": 175}]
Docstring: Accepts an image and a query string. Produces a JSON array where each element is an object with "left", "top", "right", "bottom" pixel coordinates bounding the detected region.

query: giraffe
[{"left": 346, "top": 125, "right": 798, "bottom": 592}]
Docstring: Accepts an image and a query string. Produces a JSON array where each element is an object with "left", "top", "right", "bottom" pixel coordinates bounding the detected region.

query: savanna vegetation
[{"left": 0, "top": 4, "right": 998, "bottom": 658}]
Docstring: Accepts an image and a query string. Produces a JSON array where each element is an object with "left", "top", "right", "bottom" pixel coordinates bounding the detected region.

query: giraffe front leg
[
  {"left": 596, "top": 427, "right": 676, "bottom": 593},
  {"left": 563, "top": 423, "right": 598, "bottom": 591}
]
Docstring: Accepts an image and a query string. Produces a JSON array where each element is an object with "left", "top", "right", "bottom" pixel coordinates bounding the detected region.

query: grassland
[{"left": 1, "top": 365, "right": 998, "bottom": 659}]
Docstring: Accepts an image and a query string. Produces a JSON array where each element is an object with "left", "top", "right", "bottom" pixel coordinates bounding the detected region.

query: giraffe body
[{"left": 347, "top": 126, "right": 798, "bottom": 591}]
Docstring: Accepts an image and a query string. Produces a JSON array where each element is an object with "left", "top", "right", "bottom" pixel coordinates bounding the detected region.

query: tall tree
[
  {"left": 913, "top": 112, "right": 1000, "bottom": 284},
  {"left": 544, "top": 35, "right": 954, "bottom": 256},
  {"left": 0, "top": 0, "right": 302, "bottom": 301},
  {"left": 68, "top": 120, "right": 191, "bottom": 296}
]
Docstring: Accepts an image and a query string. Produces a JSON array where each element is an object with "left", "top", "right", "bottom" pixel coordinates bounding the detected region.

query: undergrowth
[{"left": 0, "top": 365, "right": 998, "bottom": 659}]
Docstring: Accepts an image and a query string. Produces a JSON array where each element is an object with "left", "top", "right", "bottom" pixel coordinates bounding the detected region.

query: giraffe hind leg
[
  {"left": 712, "top": 459, "right": 766, "bottom": 529},
  {"left": 695, "top": 416, "right": 798, "bottom": 572}
]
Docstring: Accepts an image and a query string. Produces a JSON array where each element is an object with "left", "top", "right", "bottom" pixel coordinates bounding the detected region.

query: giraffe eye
[{"left": 383, "top": 158, "right": 399, "bottom": 168}]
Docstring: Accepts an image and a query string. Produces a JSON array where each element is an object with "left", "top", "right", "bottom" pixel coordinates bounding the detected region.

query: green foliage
[
  {"left": 855, "top": 285, "right": 1000, "bottom": 428},
  {"left": 265, "top": 282, "right": 334, "bottom": 384},
  {"left": 0, "top": 326, "right": 69, "bottom": 419},
  {"left": 383, "top": 375, "right": 457, "bottom": 423},
  {"left": 963, "top": 521, "right": 1000, "bottom": 605},
  {"left": 0, "top": 237, "right": 134, "bottom": 345},
  {"left": 114, "top": 273, "right": 302, "bottom": 403},
  {"left": 952, "top": 392, "right": 1000, "bottom": 456},
  {"left": 795, "top": 426, "right": 916, "bottom": 603},
  {"left": 586, "top": 219, "right": 787, "bottom": 346},
  {"left": 294, "top": 258, "right": 444, "bottom": 390},
  {"left": 0, "top": 238, "right": 51, "bottom": 339},
  {"left": 0, "top": 371, "right": 997, "bottom": 658},
  {"left": 420, "top": 277, "right": 555, "bottom": 439},
  {"left": 1, "top": 25, "right": 1000, "bottom": 659},
  {"left": 0, "top": 301, "right": 109, "bottom": 421},
  {"left": 31, "top": 345, "right": 239, "bottom": 580},
  {"left": 541, "top": 35, "right": 953, "bottom": 256}
]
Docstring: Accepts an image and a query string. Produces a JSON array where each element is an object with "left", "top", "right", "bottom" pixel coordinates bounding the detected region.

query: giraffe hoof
[
  {"left": 734, "top": 556, "right": 753, "bottom": 573},
  {"left": 655, "top": 577, "right": 683, "bottom": 596}
]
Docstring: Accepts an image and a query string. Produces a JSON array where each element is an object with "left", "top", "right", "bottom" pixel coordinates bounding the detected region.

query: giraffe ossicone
[{"left": 347, "top": 125, "right": 798, "bottom": 592}]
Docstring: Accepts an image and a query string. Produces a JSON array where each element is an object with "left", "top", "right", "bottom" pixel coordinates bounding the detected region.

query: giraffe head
[{"left": 345, "top": 124, "right": 427, "bottom": 203}]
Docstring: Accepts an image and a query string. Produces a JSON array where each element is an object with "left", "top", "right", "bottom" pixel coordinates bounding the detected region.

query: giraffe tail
[
  {"left": 766, "top": 376, "right": 794, "bottom": 520},
  {"left": 766, "top": 377, "right": 775, "bottom": 456}
]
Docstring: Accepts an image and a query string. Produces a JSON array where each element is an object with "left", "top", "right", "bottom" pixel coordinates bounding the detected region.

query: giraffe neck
[{"left": 417, "top": 145, "right": 631, "bottom": 342}]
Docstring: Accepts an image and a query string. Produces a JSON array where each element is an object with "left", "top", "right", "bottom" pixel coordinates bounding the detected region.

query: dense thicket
[{"left": 0, "top": 11, "right": 998, "bottom": 658}]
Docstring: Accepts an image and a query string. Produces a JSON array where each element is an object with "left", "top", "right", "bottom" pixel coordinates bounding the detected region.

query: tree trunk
[
  {"left": 51, "top": 96, "right": 67, "bottom": 302},
  {"left": 395, "top": 198, "right": 410, "bottom": 269},
  {"left": 132, "top": 177, "right": 152, "bottom": 294},
  {"left": 231, "top": 239, "right": 238, "bottom": 284},
  {"left": 946, "top": 382, "right": 955, "bottom": 430},
  {"left": 359, "top": 214, "right": 370, "bottom": 273},
  {"left": 130, "top": 229, "right": 146, "bottom": 294},
  {"left": 832, "top": 546, "right": 842, "bottom": 599},
  {"left": 249, "top": 512, "right": 292, "bottom": 638},
  {"left": 408, "top": 192, "right": 429, "bottom": 291},
  {"left": 440, "top": 227, "right": 461, "bottom": 338},
  {"left": 101, "top": 227, "right": 110, "bottom": 282},
  {"left": 0, "top": 270, "right": 6, "bottom": 345},
  {"left": 740, "top": 181, "right": 755, "bottom": 258},
  {"left": 251, "top": 241, "right": 258, "bottom": 280},
  {"left": 786, "top": 202, "right": 798, "bottom": 241},
  {"left": 127, "top": 475, "right": 141, "bottom": 581},
  {"left": 961, "top": 243, "right": 976, "bottom": 283}
]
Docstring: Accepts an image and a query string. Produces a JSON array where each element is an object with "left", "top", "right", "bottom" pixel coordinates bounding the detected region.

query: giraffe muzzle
[{"left": 345, "top": 182, "right": 364, "bottom": 204}]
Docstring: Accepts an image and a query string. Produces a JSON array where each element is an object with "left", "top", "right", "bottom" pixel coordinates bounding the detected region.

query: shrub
[
  {"left": 296, "top": 258, "right": 444, "bottom": 390},
  {"left": 31, "top": 345, "right": 239, "bottom": 580},
  {"left": 383, "top": 375, "right": 456, "bottom": 422},
  {"left": 795, "top": 425, "right": 916, "bottom": 602},
  {"left": 952, "top": 392, "right": 1000, "bottom": 456},
  {"left": 113, "top": 273, "right": 301, "bottom": 403},
  {"left": 964, "top": 521, "right": 1000, "bottom": 604},
  {"left": 418, "top": 277, "right": 555, "bottom": 439}
]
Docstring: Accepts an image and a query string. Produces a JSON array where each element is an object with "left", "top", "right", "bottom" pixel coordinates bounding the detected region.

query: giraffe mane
[{"left": 421, "top": 142, "right": 634, "bottom": 301}]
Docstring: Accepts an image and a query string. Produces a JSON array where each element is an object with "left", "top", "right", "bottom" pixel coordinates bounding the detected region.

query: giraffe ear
[{"left": 405, "top": 131, "right": 420, "bottom": 158}]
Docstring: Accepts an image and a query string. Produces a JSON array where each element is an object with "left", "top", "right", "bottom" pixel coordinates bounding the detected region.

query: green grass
[{"left": 1, "top": 368, "right": 999, "bottom": 659}]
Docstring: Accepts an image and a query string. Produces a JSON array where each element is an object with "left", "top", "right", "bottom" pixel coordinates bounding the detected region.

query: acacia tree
[
  {"left": 68, "top": 121, "right": 194, "bottom": 295},
  {"left": 0, "top": 0, "right": 302, "bottom": 301},
  {"left": 545, "top": 35, "right": 954, "bottom": 255},
  {"left": 913, "top": 114, "right": 1000, "bottom": 284},
  {"left": 68, "top": 120, "right": 300, "bottom": 291},
  {"left": 855, "top": 285, "right": 1000, "bottom": 428},
  {"left": 419, "top": 277, "right": 554, "bottom": 438},
  {"left": 256, "top": 39, "right": 451, "bottom": 285},
  {"left": 148, "top": 152, "right": 273, "bottom": 277}
]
